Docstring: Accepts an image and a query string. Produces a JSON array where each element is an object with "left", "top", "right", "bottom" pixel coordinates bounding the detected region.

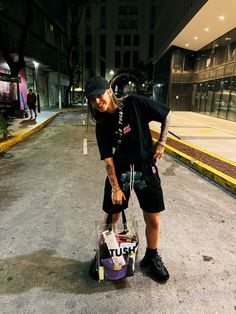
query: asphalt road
[{"left": 0, "top": 112, "right": 235, "bottom": 314}]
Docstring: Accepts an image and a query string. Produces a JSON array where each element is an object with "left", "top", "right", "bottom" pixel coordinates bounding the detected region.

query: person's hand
[
  {"left": 153, "top": 142, "right": 165, "bottom": 159},
  {"left": 112, "top": 188, "right": 126, "bottom": 205}
]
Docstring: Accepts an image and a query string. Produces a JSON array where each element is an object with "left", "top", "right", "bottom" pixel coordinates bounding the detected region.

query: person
[
  {"left": 86, "top": 76, "right": 171, "bottom": 282},
  {"left": 27, "top": 88, "right": 37, "bottom": 119}
]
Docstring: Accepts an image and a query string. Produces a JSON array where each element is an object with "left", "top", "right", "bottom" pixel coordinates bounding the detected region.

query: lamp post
[{"left": 33, "top": 61, "right": 40, "bottom": 113}]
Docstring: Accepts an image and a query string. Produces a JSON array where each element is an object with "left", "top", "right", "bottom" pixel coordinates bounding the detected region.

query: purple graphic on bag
[{"left": 101, "top": 258, "right": 127, "bottom": 280}]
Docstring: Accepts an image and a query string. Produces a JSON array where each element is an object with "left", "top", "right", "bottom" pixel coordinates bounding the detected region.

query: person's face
[{"left": 89, "top": 88, "right": 112, "bottom": 112}]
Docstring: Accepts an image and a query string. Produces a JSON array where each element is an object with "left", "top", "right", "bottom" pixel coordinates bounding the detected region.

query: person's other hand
[
  {"left": 153, "top": 142, "right": 165, "bottom": 159},
  {"left": 112, "top": 189, "right": 126, "bottom": 205}
]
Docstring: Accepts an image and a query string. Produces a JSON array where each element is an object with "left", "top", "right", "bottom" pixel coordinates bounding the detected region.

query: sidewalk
[
  {"left": 1, "top": 109, "right": 235, "bottom": 194},
  {"left": 150, "top": 112, "right": 236, "bottom": 194}
]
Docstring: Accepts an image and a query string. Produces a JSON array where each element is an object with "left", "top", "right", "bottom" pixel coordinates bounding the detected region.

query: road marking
[{"left": 83, "top": 138, "right": 88, "bottom": 155}]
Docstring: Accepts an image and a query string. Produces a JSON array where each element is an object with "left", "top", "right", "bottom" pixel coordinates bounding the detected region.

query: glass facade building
[{"left": 153, "top": 28, "right": 236, "bottom": 122}]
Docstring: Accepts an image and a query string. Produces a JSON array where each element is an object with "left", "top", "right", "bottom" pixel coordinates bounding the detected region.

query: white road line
[{"left": 83, "top": 138, "right": 88, "bottom": 155}]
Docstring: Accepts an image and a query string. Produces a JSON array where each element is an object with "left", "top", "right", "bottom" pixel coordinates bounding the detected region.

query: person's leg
[
  {"left": 33, "top": 106, "right": 37, "bottom": 118},
  {"left": 141, "top": 210, "right": 169, "bottom": 282},
  {"left": 29, "top": 108, "right": 33, "bottom": 118},
  {"left": 143, "top": 211, "right": 160, "bottom": 249}
]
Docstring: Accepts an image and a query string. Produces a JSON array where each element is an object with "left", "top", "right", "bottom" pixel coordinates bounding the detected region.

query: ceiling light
[
  {"left": 204, "top": 28, "right": 209, "bottom": 32},
  {"left": 218, "top": 16, "right": 224, "bottom": 21},
  {"left": 185, "top": 43, "right": 189, "bottom": 47},
  {"left": 193, "top": 36, "right": 198, "bottom": 40},
  {"left": 215, "top": 44, "right": 219, "bottom": 47},
  {"left": 225, "top": 37, "right": 231, "bottom": 41}
]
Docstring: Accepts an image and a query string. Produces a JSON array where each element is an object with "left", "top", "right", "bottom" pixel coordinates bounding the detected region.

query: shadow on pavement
[
  {"left": 0, "top": 249, "right": 131, "bottom": 294},
  {"left": 19, "top": 119, "right": 37, "bottom": 126}
]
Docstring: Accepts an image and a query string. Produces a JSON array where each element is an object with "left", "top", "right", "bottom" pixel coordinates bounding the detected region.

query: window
[
  {"left": 129, "top": 6, "right": 138, "bottom": 15},
  {"left": 100, "top": 35, "right": 106, "bottom": 57},
  {"left": 85, "top": 34, "right": 92, "bottom": 46},
  {"left": 119, "top": 6, "right": 127, "bottom": 15},
  {"left": 133, "top": 51, "right": 139, "bottom": 68},
  {"left": 129, "top": 20, "right": 137, "bottom": 29},
  {"left": 118, "top": 20, "right": 128, "bottom": 29},
  {"left": 85, "top": 51, "right": 92, "bottom": 68},
  {"left": 123, "top": 51, "right": 130, "bottom": 68},
  {"left": 101, "top": 6, "right": 106, "bottom": 29},
  {"left": 228, "top": 76, "right": 236, "bottom": 121},
  {"left": 100, "top": 60, "right": 106, "bottom": 77},
  {"left": 115, "top": 51, "right": 121, "bottom": 68},
  {"left": 124, "top": 35, "right": 131, "bottom": 46},
  {"left": 149, "top": 35, "right": 153, "bottom": 57},
  {"left": 115, "top": 35, "right": 122, "bottom": 46},
  {"left": 133, "top": 35, "right": 139, "bottom": 46},
  {"left": 86, "top": 7, "right": 91, "bottom": 18}
]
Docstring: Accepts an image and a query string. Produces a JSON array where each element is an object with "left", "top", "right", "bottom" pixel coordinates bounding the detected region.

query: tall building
[
  {"left": 153, "top": 0, "right": 236, "bottom": 121},
  {"left": 79, "top": 0, "right": 155, "bottom": 95}
]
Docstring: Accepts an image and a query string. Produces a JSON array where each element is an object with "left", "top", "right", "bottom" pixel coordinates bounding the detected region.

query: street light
[
  {"left": 33, "top": 61, "right": 40, "bottom": 113},
  {"left": 109, "top": 69, "right": 114, "bottom": 76}
]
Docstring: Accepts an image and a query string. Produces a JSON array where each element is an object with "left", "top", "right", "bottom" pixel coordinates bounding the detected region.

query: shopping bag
[{"left": 95, "top": 211, "right": 138, "bottom": 281}]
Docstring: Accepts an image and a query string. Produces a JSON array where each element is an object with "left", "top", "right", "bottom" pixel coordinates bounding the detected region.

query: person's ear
[{"left": 107, "top": 87, "right": 113, "bottom": 96}]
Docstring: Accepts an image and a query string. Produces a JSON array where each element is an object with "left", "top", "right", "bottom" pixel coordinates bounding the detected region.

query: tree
[
  {"left": 0, "top": 0, "right": 35, "bottom": 77},
  {"left": 64, "top": 0, "right": 86, "bottom": 107}
]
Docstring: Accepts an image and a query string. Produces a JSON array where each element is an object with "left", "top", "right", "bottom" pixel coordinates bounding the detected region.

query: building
[
  {"left": 153, "top": 0, "right": 236, "bottom": 121},
  {"left": 79, "top": 0, "right": 156, "bottom": 95},
  {"left": 0, "top": 0, "right": 69, "bottom": 115}
]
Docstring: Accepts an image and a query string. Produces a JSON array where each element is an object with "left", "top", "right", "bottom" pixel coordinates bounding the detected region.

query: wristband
[
  {"left": 112, "top": 187, "right": 121, "bottom": 193},
  {"left": 157, "top": 141, "right": 166, "bottom": 147}
]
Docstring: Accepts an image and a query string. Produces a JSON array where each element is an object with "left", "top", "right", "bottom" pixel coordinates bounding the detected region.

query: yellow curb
[
  {"left": 152, "top": 138, "right": 236, "bottom": 195},
  {"left": 0, "top": 112, "right": 61, "bottom": 153},
  {"left": 150, "top": 128, "right": 236, "bottom": 167}
]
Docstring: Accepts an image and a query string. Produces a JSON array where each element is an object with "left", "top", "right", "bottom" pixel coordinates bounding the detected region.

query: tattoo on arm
[
  {"left": 158, "top": 110, "right": 171, "bottom": 145},
  {"left": 104, "top": 157, "right": 119, "bottom": 190}
]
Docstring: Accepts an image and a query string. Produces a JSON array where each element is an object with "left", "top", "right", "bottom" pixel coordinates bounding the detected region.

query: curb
[
  {"left": 152, "top": 137, "right": 236, "bottom": 195},
  {"left": 0, "top": 112, "right": 61, "bottom": 153}
]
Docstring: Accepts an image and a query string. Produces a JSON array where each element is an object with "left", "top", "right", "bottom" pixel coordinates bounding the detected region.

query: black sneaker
[{"left": 140, "top": 251, "right": 169, "bottom": 282}]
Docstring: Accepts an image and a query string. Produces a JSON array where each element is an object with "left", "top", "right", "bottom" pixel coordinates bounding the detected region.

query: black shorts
[
  {"left": 102, "top": 161, "right": 165, "bottom": 214},
  {"left": 28, "top": 104, "right": 36, "bottom": 110}
]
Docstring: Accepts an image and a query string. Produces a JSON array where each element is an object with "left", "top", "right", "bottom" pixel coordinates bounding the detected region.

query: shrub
[{"left": 0, "top": 114, "right": 12, "bottom": 139}]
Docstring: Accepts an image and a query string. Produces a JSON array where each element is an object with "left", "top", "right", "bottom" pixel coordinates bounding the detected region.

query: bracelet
[
  {"left": 157, "top": 141, "right": 166, "bottom": 147},
  {"left": 112, "top": 187, "right": 121, "bottom": 193}
]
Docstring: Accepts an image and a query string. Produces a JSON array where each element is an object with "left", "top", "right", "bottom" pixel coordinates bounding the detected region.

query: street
[{"left": 0, "top": 112, "right": 235, "bottom": 314}]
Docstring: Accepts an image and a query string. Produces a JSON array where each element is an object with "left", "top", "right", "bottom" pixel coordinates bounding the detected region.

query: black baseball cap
[{"left": 85, "top": 76, "right": 109, "bottom": 99}]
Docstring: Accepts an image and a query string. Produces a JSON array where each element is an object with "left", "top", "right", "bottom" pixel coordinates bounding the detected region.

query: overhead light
[
  {"left": 193, "top": 36, "right": 198, "bottom": 40},
  {"left": 204, "top": 28, "right": 209, "bottom": 32},
  {"left": 225, "top": 37, "right": 231, "bottom": 41},
  {"left": 217, "top": 16, "right": 224, "bottom": 21},
  {"left": 185, "top": 43, "right": 189, "bottom": 47},
  {"left": 215, "top": 44, "right": 219, "bottom": 47}
]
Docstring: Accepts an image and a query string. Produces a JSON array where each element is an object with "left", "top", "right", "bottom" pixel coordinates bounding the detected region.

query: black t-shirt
[{"left": 96, "top": 94, "right": 170, "bottom": 163}]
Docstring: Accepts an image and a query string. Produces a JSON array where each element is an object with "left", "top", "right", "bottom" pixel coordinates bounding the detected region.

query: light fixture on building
[
  {"left": 33, "top": 61, "right": 40, "bottom": 112},
  {"left": 185, "top": 43, "right": 189, "bottom": 47},
  {"left": 217, "top": 16, "right": 224, "bottom": 21},
  {"left": 33, "top": 61, "right": 39, "bottom": 69},
  {"left": 193, "top": 36, "right": 198, "bottom": 40},
  {"left": 109, "top": 69, "right": 114, "bottom": 76},
  {"left": 204, "top": 28, "right": 209, "bottom": 32},
  {"left": 225, "top": 37, "right": 231, "bottom": 41}
]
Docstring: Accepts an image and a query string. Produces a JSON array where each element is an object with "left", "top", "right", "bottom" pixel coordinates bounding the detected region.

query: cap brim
[{"left": 86, "top": 88, "right": 107, "bottom": 98}]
